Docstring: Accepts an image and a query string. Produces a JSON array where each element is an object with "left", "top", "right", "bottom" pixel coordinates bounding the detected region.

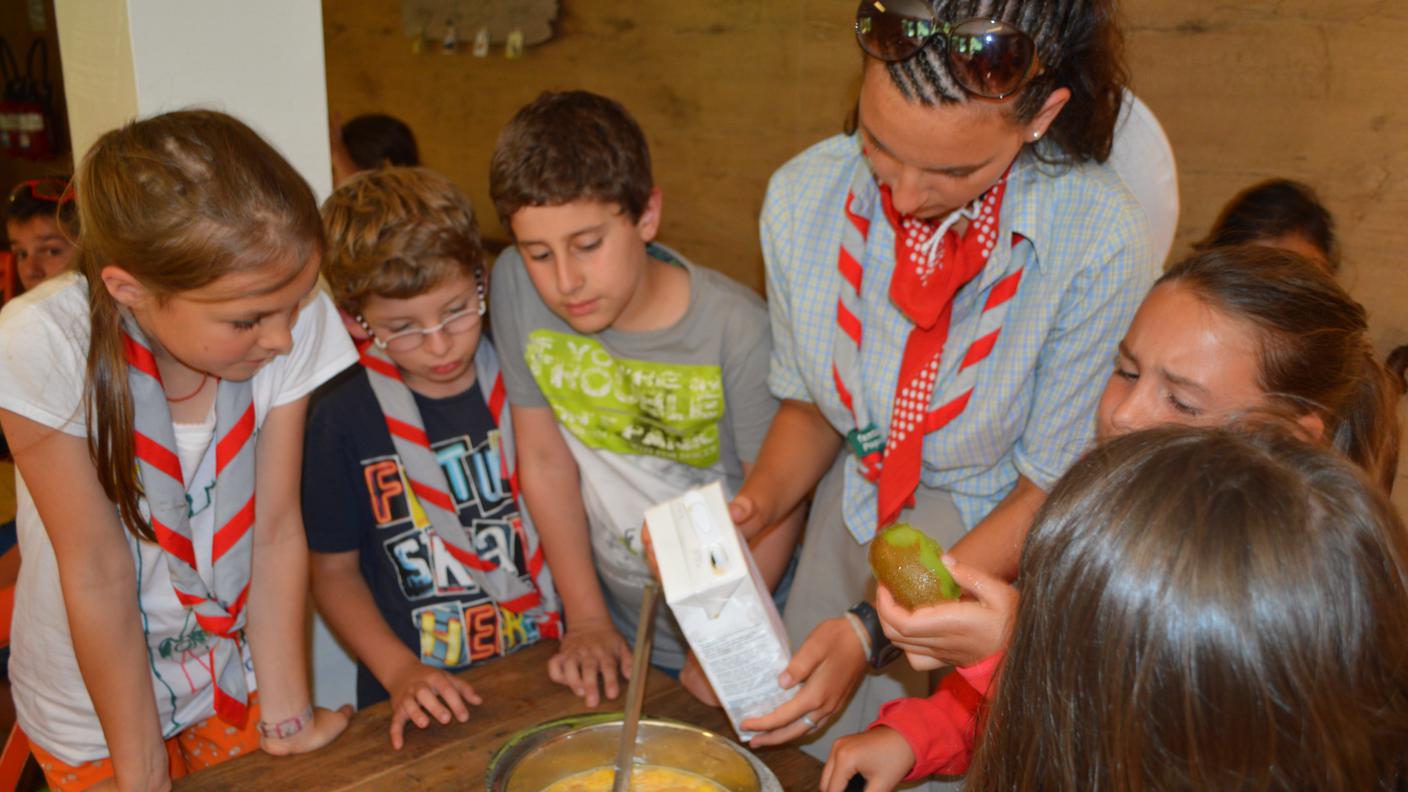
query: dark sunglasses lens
[
  {"left": 855, "top": 0, "right": 937, "bottom": 62},
  {"left": 948, "top": 20, "right": 1036, "bottom": 98}
]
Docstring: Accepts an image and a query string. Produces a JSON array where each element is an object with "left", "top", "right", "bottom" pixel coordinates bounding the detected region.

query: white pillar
[
  {"left": 55, "top": 0, "right": 333, "bottom": 201},
  {"left": 53, "top": 0, "right": 356, "bottom": 709}
]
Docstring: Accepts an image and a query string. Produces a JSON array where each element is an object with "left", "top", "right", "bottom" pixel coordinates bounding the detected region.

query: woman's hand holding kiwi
[{"left": 869, "top": 524, "right": 1018, "bottom": 670}]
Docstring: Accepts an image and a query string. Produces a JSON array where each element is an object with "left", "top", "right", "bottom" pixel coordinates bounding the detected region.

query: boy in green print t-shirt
[{"left": 488, "top": 90, "right": 802, "bottom": 707}]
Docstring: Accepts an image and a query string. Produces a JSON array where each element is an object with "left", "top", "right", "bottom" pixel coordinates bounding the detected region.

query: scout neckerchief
[
  {"left": 125, "top": 318, "right": 254, "bottom": 728},
  {"left": 833, "top": 157, "right": 1026, "bottom": 531},
  {"left": 359, "top": 338, "right": 546, "bottom": 614}
]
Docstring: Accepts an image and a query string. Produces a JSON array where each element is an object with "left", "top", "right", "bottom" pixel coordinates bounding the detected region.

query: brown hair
[
  {"left": 5, "top": 174, "right": 78, "bottom": 232},
  {"left": 320, "top": 167, "right": 483, "bottom": 314},
  {"left": 1389, "top": 345, "right": 1408, "bottom": 396},
  {"left": 75, "top": 110, "right": 323, "bottom": 541},
  {"left": 968, "top": 425, "right": 1408, "bottom": 790},
  {"left": 883, "top": 0, "right": 1128, "bottom": 164},
  {"left": 1157, "top": 245, "right": 1401, "bottom": 492},
  {"left": 488, "top": 90, "right": 653, "bottom": 231},
  {"left": 1194, "top": 179, "right": 1339, "bottom": 272},
  {"left": 340, "top": 113, "right": 419, "bottom": 171}
]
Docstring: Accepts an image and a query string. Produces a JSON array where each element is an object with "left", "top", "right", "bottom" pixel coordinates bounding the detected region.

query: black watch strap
[{"left": 848, "top": 601, "right": 901, "bottom": 669}]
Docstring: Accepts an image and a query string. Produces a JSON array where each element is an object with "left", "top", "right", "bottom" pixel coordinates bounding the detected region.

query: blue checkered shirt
[{"left": 763, "top": 134, "right": 1156, "bottom": 543}]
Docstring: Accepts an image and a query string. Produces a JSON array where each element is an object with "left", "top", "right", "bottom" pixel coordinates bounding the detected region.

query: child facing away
[
  {"left": 487, "top": 90, "right": 803, "bottom": 706},
  {"left": 1195, "top": 178, "right": 1338, "bottom": 273},
  {"left": 5, "top": 176, "right": 78, "bottom": 294},
  {"left": 825, "top": 424, "right": 1408, "bottom": 790},
  {"left": 303, "top": 167, "right": 561, "bottom": 748},
  {"left": 0, "top": 110, "right": 354, "bottom": 791},
  {"left": 329, "top": 113, "right": 420, "bottom": 189}
]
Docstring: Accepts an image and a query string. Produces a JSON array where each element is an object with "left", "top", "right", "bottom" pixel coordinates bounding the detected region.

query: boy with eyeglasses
[
  {"left": 302, "top": 167, "right": 560, "bottom": 748},
  {"left": 488, "top": 90, "right": 803, "bottom": 706}
]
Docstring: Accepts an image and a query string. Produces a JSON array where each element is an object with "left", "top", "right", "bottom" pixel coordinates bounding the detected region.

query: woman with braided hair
[{"left": 716, "top": 0, "right": 1166, "bottom": 776}]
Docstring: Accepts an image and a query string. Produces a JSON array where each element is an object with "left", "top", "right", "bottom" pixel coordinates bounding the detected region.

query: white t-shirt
[
  {"left": 1108, "top": 90, "right": 1180, "bottom": 267},
  {"left": 0, "top": 273, "right": 357, "bottom": 764}
]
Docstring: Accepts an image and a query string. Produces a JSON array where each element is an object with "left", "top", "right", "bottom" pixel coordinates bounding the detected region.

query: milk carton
[{"left": 646, "top": 482, "right": 795, "bottom": 741}]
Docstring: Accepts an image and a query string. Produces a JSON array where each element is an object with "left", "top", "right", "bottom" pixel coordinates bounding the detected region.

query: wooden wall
[
  {"left": 323, "top": 0, "right": 861, "bottom": 292},
  {"left": 323, "top": 0, "right": 1408, "bottom": 504}
]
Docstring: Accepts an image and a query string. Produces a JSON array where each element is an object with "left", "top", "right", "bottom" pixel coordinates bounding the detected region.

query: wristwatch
[
  {"left": 847, "top": 601, "right": 902, "bottom": 669},
  {"left": 257, "top": 705, "right": 314, "bottom": 740}
]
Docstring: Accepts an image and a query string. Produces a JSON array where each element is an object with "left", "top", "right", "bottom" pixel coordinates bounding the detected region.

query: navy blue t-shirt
[{"left": 302, "top": 365, "right": 554, "bottom": 707}]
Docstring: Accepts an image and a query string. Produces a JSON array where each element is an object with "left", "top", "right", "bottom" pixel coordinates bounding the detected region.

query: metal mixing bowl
[{"left": 486, "top": 714, "right": 766, "bottom": 791}]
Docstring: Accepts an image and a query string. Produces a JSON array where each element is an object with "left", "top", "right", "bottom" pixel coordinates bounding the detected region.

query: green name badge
[{"left": 846, "top": 423, "right": 884, "bottom": 459}]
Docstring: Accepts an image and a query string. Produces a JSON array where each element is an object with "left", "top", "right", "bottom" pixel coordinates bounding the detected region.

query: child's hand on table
[
  {"left": 548, "top": 617, "right": 632, "bottom": 707},
  {"left": 821, "top": 726, "right": 914, "bottom": 792},
  {"left": 875, "top": 554, "right": 1017, "bottom": 671},
  {"left": 384, "top": 660, "right": 483, "bottom": 749},
  {"left": 260, "top": 705, "right": 354, "bottom": 756}
]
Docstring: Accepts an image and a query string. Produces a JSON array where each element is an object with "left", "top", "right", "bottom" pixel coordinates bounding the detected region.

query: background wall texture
[{"left": 322, "top": 0, "right": 1408, "bottom": 505}]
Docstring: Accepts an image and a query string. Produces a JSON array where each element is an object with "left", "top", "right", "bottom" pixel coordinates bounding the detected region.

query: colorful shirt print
[{"left": 303, "top": 367, "right": 559, "bottom": 706}]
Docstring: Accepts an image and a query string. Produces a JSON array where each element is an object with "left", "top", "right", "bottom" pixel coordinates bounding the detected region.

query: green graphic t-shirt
[
  {"left": 524, "top": 330, "right": 724, "bottom": 468},
  {"left": 491, "top": 243, "right": 777, "bottom": 670}
]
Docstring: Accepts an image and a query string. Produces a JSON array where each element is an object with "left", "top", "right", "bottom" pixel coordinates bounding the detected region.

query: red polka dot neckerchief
[{"left": 832, "top": 161, "right": 1025, "bottom": 529}]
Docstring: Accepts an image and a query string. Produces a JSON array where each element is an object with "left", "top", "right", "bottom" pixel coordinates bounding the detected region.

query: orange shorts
[{"left": 30, "top": 695, "right": 262, "bottom": 791}]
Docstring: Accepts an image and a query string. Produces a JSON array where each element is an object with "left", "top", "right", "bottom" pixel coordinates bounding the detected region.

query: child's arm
[
  {"left": 864, "top": 654, "right": 998, "bottom": 781},
  {"left": 245, "top": 397, "right": 350, "bottom": 754},
  {"left": 310, "top": 550, "right": 481, "bottom": 749},
  {"left": 512, "top": 403, "right": 630, "bottom": 707},
  {"left": 826, "top": 657, "right": 997, "bottom": 792},
  {"left": 0, "top": 410, "right": 169, "bottom": 791}
]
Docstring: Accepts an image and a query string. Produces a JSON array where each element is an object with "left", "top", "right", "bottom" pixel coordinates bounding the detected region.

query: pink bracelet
[{"left": 257, "top": 705, "right": 314, "bottom": 740}]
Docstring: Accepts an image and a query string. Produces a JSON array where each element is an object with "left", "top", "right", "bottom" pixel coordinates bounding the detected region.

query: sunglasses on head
[
  {"left": 855, "top": 0, "right": 1042, "bottom": 100},
  {"left": 8, "top": 178, "right": 73, "bottom": 205}
]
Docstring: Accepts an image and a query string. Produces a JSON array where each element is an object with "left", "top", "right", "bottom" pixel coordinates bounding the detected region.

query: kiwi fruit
[{"left": 868, "top": 522, "right": 961, "bottom": 609}]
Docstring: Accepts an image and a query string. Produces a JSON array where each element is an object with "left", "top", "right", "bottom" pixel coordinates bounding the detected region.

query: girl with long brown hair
[
  {"left": 0, "top": 110, "right": 356, "bottom": 790},
  {"left": 827, "top": 425, "right": 1408, "bottom": 790}
]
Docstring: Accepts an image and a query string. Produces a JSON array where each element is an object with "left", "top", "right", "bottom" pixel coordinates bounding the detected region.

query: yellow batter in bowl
[{"left": 543, "top": 765, "right": 729, "bottom": 792}]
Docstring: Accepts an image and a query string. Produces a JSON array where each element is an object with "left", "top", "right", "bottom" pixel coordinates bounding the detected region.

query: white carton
[{"left": 646, "top": 482, "right": 795, "bottom": 741}]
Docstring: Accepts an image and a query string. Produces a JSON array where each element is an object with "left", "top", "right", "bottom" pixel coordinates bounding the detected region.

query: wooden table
[{"left": 176, "top": 641, "right": 822, "bottom": 790}]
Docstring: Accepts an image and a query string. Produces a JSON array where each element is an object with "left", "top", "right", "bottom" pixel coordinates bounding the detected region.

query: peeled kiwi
[{"left": 868, "top": 522, "right": 961, "bottom": 609}]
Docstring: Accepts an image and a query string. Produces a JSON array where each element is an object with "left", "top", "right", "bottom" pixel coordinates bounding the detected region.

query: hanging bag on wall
[{"left": 0, "top": 38, "right": 21, "bottom": 155}]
